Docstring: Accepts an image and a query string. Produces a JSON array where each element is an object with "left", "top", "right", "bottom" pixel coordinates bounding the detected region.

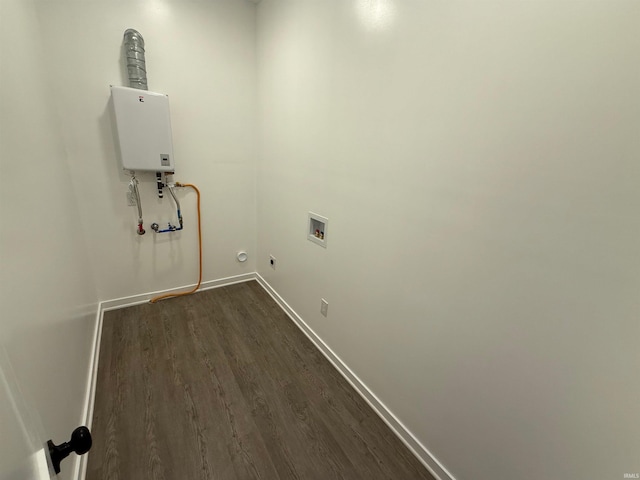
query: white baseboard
[
  {"left": 73, "top": 303, "right": 103, "bottom": 480},
  {"left": 77, "top": 271, "right": 454, "bottom": 480},
  {"left": 75, "top": 273, "right": 256, "bottom": 480},
  {"left": 255, "top": 273, "right": 455, "bottom": 480},
  {"left": 100, "top": 273, "right": 256, "bottom": 311}
]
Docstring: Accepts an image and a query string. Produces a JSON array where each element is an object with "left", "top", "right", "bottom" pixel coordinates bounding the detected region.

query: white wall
[
  {"left": 35, "top": 0, "right": 258, "bottom": 301},
  {"left": 1, "top": 2, "right": 258, "bottom": 479},
  {"left": 256, "top": 1, "right": 640, "bottom": 479},
  {"left": 0, "top": 1, "right": 99, "bottom": 479}
]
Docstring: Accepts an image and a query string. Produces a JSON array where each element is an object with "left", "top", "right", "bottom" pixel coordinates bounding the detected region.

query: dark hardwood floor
[{"left": 87, "top": 281, "right": 434, "bottom": 480}]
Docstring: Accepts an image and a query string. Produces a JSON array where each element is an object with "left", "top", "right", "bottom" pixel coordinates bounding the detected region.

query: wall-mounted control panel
[{"left": 111, "top": 85, "right": 175, "bottom": 172}]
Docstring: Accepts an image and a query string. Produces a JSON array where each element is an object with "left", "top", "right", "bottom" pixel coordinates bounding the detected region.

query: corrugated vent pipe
[{"left": 123, "top": 28, "right": 148, "bottom": 90}]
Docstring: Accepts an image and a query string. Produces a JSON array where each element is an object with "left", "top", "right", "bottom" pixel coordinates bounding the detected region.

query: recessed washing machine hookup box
[{"left": 110, "top": 85, "right": 175, "bottom": 172}]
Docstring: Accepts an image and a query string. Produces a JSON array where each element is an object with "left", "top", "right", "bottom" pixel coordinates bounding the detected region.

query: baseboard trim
[
  {"left": 74, "top": 303, "right": 104, "bottom": 480},
  {"left": 255, "top": 273, "right": 455, "bottom": 480},
  {"left": 100, "top": 273, "right": 256, "bottom": 311},
  {"left": 75, "top": 273, "right": 257, "bottom": 480}
]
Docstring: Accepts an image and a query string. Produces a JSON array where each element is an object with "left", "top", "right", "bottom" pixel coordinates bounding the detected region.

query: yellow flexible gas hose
[{"left": 150, "top": 183, "right": 202, "bottom": 303}]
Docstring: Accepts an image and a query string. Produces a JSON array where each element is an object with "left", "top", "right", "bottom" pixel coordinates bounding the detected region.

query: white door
[{"left": 0, "top": 348, "right": 55, "bottom": 480}]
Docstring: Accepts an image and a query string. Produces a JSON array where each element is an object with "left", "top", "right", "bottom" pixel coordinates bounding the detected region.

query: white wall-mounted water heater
[{"left": 110, "top": 85, "right": 175, "bottom": 172}]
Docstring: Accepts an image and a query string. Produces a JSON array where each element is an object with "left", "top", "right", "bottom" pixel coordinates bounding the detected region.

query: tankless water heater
[{"left": 110, "top": 85, "right": 175, "bottom": 172}]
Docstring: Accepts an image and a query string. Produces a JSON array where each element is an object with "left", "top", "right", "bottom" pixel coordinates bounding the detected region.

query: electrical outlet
[
  {"left": 320, "top": 299, "right": 328, "bottom": 317},
  {"left": 269, "top": 255, "right": 276, "bottom": 269}
]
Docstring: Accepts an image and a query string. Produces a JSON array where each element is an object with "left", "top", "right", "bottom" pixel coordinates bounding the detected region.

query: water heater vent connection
[{"left": 123, "top": 29, "right": 148, "bottom": 90}]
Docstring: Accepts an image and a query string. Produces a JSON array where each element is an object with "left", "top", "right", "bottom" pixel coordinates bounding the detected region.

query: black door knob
[{"left": 47, "top": 426, "right": 92, "bottom": 474}]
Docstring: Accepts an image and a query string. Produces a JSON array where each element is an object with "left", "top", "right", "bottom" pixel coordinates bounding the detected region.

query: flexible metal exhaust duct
[{"left": 123, "top": 29, "right": 148, "bottom": 90}]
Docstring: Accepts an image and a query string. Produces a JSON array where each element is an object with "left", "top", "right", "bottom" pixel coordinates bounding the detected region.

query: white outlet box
[
  {"left": 320, "top": 298, "right": 328, "bottom": 317},
  {"left": 308, "top": 212, "right": 328, "bottom": 247}
]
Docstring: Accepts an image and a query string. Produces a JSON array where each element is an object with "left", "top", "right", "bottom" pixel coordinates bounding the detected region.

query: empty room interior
[{"left": 1, "top": 1, "right": 639, "bottom": 479}]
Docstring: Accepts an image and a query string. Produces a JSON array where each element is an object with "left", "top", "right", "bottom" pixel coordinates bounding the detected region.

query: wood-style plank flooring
[{"left": 87, "top": 281, "right": 434, "bottom": 480}]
